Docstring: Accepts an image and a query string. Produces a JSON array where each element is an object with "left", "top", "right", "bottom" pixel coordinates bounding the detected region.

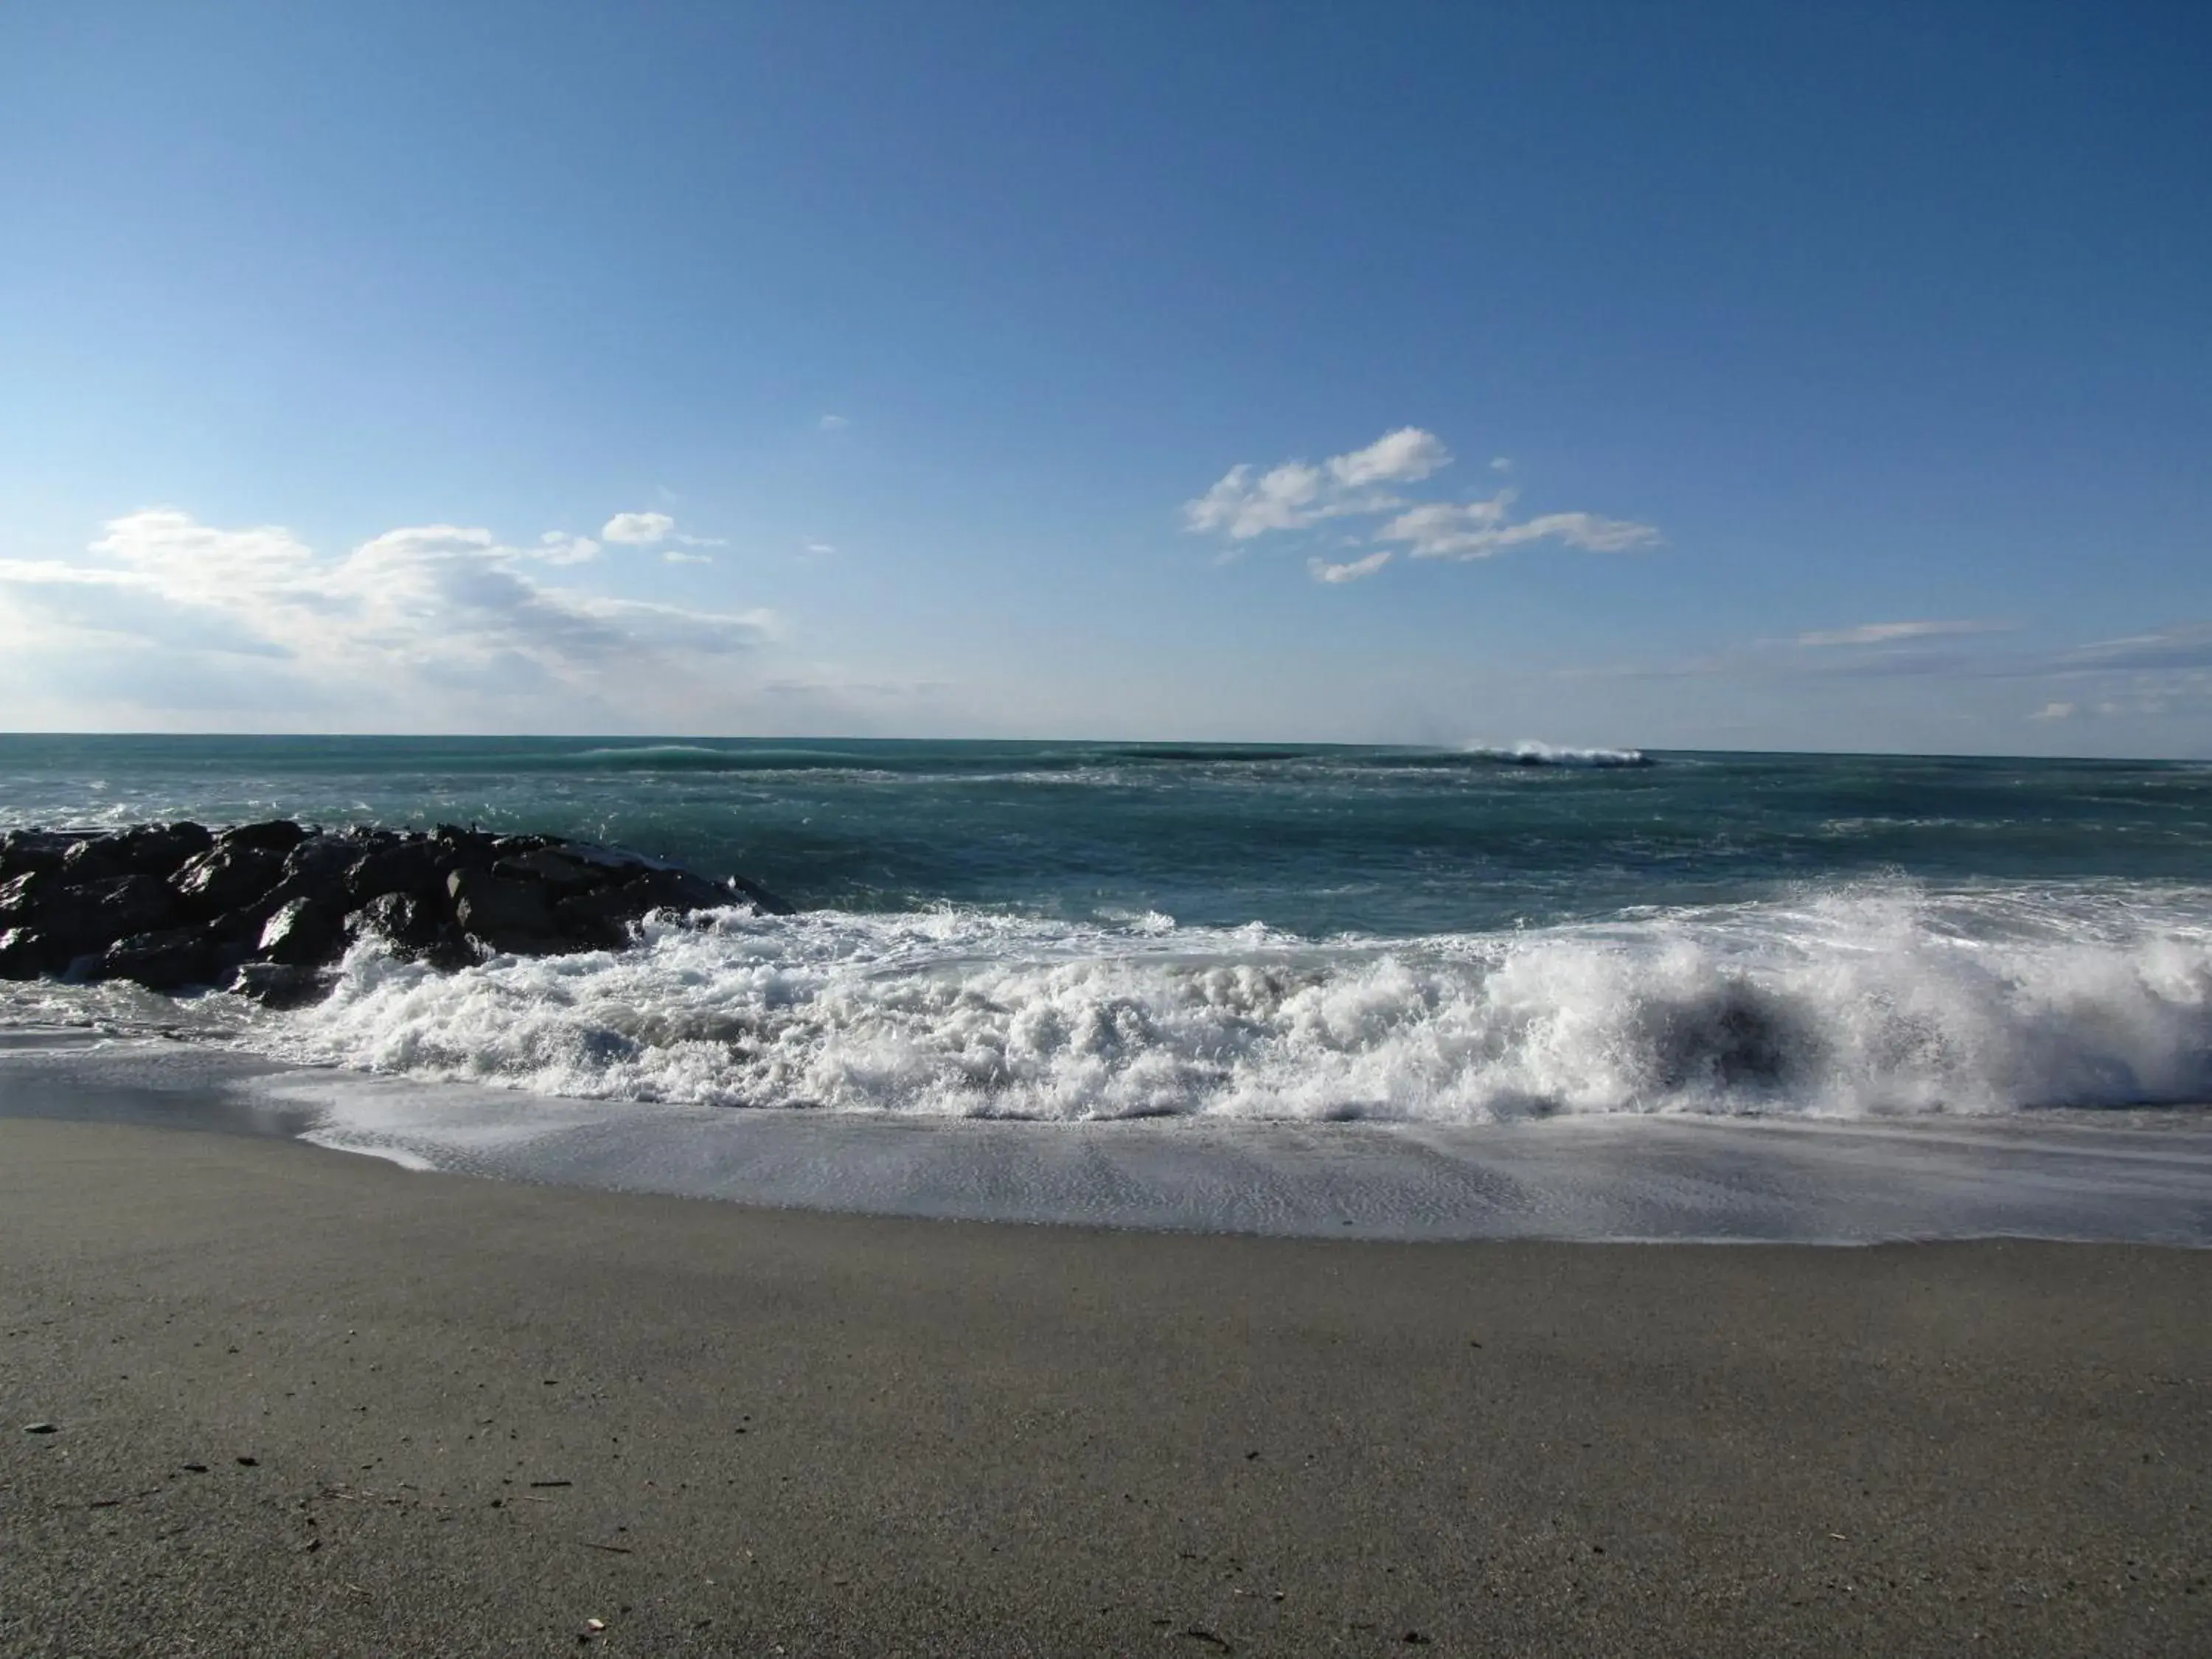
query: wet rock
[
  {"left": 219, "top": 820, "right": 310, "bottom": 855},
  {"left": 549, "top": 888, "right": 641, "bottom": 950},
  {"left": 58, "top": 838, "right": 130, "bottom": 882},
  {"left": 3, "top": 820, "right": 790, "bottom": 997},
  {"left": 0, "top": 869, "right": 55, "bottom": 928},
  {"left": 350, "top": 891, "right": 436, "bottom": 950},
  {"left": 343, "top": 838, "right": 447, "bottom": 907},
  {"left": 727, "top": 872, "right": 795, "bottom": 917},
  {"left": 38, "top": 874, "right": 181, "bottom": 957},
  {"left": 259, "top": 897, "right": 348, "bottom": 967},
  {"left": 491, "top": 846, "right": 611, "bottom": 894},
  {"left": 172, "top": 844, "right": 288, "bottom": 919},
  {"left": 0, "top": 927, "right": 59, "bottom": 979},
  {"left": 72, "top": 823, "right": 211, "bottom": 881},
  {"left": 621, "top": 866, "right": 737, "bottom": 915},
  {"left": 449, "top": 868, "right": 565, "bottom": 956},
  {"left": 92, "top": 926, "right": 218, "bottom": 991},
  {"left": 230, "top": 961, "right": 330, "bottom": 1009},
  {"left": 0, "top": 830, "right": 75, "bottom": 882}
]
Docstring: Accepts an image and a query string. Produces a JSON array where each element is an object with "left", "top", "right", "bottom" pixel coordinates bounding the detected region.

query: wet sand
[{"left": 2, "top": 1116, "right": 2208, "bottom": 1656}]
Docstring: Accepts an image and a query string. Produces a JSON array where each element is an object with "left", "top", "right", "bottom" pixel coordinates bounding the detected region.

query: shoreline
[
  {"left": 5, "top": 1115, "right": 2209, "bottom": 1655},
  {"left": 5, "top": 1027, "right": 2212, "bottom": 1245}
]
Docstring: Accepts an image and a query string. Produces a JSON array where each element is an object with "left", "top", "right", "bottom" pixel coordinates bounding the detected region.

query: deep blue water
[{"left": 4, "top": 734, "right": 2208, "bottom": 936}]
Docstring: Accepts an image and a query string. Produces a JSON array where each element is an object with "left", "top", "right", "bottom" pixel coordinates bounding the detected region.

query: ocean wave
[
  {"left": 228, "top": 880, "right": 2212, "bottom": 1122},
  {"left": 1465, "top": 740, "right": 1652, "bottom": 768}
]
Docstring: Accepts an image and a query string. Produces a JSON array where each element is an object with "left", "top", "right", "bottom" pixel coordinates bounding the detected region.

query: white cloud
[
  {"left": 1489, "top": 456, "right": 1513, "bottom": 473},
  {"left": 1377, "top": 495, "right": 1659, "bottom": 560},
  {"left": 663, "top": 550, "right": 714, "bottom": 565},
  {"left": 1307, "top": 550, "right": 1394, "bottom": 584},
  {"left": 674, "top": 532, "right": 726, "bottom": 548},
  {"left": 1796, "top": 619, "right": 2009, "bottom": 647},
  {"left": 602, "top": 511, "right": 676, "bottom": 546},
  {"left": 1184, "top": 429, "right": 1655, "bottom": 572},
  {"left": 804, "top": 542, "right": 835, "bottom": 556},
  {"left": 2031, "top": 701, "right": 2076, "bottom": 721},
  {"left": 1183, "top": 462, "right": 1323, "bottom": 538},
  {"left": 534, "top": 532, "right": 601, "bottom": 566},
  {"left": 1326, "top": 427, "right": 1450, "bottom": 488},
  {"left": 1183, "top": 428, "right": 1452, "bottom": 540},
  {"left": 0, "top": 509, "right": 780, "bottom": 726},
  {"left": 818, "top": 414, "right": 849, "bottom": 431}
]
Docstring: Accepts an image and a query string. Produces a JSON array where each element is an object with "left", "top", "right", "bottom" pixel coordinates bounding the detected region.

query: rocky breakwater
[{"left": 0, "top": 821, "right": 792, "bottom": 1007}]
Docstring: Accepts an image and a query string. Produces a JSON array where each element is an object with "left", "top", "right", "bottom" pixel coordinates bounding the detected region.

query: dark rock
[
  {"left": 229, "top": 961, "right": 330, "bottom": 1009},
  {"left": 0, "top": 928, "right": 59, "bottom": 979},
  {"left": 2, "top": 819, "right": 790, "bottom": 990},
  {"left": 549, "top": 889, "right": 639, "bottom": 950},
  {"left": 620, "top": 866, "right": 735, "bottom": 915},
  {"left": 91, "top": 927, "right": 218, "bottom": 991},
  {"left": 0, "top": 830, "right": 74, "bottom": 882},
  {"left": 727, "top": 872, "right": 796, "bottom": 917},
  {"left": 343, "top": 838, "right": 447, "bottom": 907},
  {"left": 258, "top": 897, "right": 349, "bottom": 968},
  {"left": 172, "top": 844, "right": 288, "bottom": 919},
  {"left": 448, "top": 868, "right": 565, "bottom": 956},
  {"left": 99, "top": 823, "right": 214, "bottom": 880},
  {"left": 59, "top": 838, "right": 129, "bottom": 882},
  {"left": 38, "top": 875, "right": 181, "bottom": 957},
  {"left": 349, "top": 891, "right": 445, "bottom": 951},
  {"left": 492, "top": 846, "right": 615, "bottom": 894},
  {"left": 0, "top": 869, "right": 54, "bottom": 928},
  {"left": 277, "top": 832, "right": 367, "bottom": 891},
  {"left": 219, "top": 820, "right": 310, "bottom": 855}
]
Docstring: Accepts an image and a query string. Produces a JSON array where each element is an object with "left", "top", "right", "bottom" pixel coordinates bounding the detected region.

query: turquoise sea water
[{"left": 4, "top": 735, "right": 2211, "bottom": 1122}]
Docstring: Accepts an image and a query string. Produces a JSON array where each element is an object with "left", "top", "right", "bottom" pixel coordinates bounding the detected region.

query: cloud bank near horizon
[{"left": 0, "top": 509, "right": 780, "bottom": 728}]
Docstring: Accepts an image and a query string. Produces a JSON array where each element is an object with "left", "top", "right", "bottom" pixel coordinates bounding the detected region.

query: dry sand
[{"left": 2, "top": 1116, "right": 2208, "bottom": 1656}]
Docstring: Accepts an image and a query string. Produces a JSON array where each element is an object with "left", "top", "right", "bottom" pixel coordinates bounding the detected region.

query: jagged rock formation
[{"left": 0, "top": 822, "right": 791, "bottom": 1006}]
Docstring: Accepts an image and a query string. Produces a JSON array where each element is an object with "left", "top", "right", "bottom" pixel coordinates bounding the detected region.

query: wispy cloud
[
  {"left": 1377, "top": 495, "right": 1659, "bottom": 560},
  {"left": 602, "top": 510, "right": 676, "bottom": 546},
  {"left": 1795, "top": 619, "right": 2011, "bottom": 647},
  {"left": 2031, "top": 701, "right": 2076, "bottom": 721},
  {"left": 1183, "top": 428, "right": 1657, "bottom": 576},
  {"left": 2048, "top": 623, "right": 2212, "bottom": 675},
  {"left": 1307, "top": 550, "right": 1393, "bottom": 584},
  {"left": 662, "top": 550, "right": 714, "bottom": 565},
  {"left": 818, "top": 414, "right": 849, "bottom": 431}
]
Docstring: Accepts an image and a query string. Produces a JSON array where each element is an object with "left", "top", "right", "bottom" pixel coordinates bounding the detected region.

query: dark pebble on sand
[
  {"left": 237, "top": 1455, "right": 260, "bottom": 1467},
  {"left": 24, "top": 1422, "right": 57, "bottom": 1434},
  {"left": 182, "top": 1463, "right": 209, "bottom": 1473}
]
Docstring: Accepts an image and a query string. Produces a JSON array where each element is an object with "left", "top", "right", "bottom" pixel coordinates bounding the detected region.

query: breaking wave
[
  {"left": 1467, "top": 740, "right": 1651, "bottom": 768},
  {"left": 235, "top": 880, "right": 2212, "bottom": 1122}
]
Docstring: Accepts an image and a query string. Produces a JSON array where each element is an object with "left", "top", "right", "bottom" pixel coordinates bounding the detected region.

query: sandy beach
[{"left": 2, "top": 1116, "right": 2207, "bottom": 1656}]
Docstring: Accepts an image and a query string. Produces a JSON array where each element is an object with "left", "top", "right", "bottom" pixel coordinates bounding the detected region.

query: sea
[{"left": 4, "top": 734, "right": 2211, "bottom": 1242}]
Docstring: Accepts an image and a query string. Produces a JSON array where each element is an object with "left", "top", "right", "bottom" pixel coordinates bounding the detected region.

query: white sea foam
[
  {"left": 240, "top": 881, "right": 2212, "bottom": 1122},
  {"left": 1467, "top": 740, "right": 1650, "bottom": 768}
]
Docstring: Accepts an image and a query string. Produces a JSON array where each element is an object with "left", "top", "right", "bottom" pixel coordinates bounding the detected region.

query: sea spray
[{"left": 253, "top": 881, "right": 2212, "bottom": 1121}]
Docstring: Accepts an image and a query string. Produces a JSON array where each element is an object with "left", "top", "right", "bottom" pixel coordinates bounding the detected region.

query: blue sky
[{"left": 1, "top": 2, "right": 2207, "bottom": 754}]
